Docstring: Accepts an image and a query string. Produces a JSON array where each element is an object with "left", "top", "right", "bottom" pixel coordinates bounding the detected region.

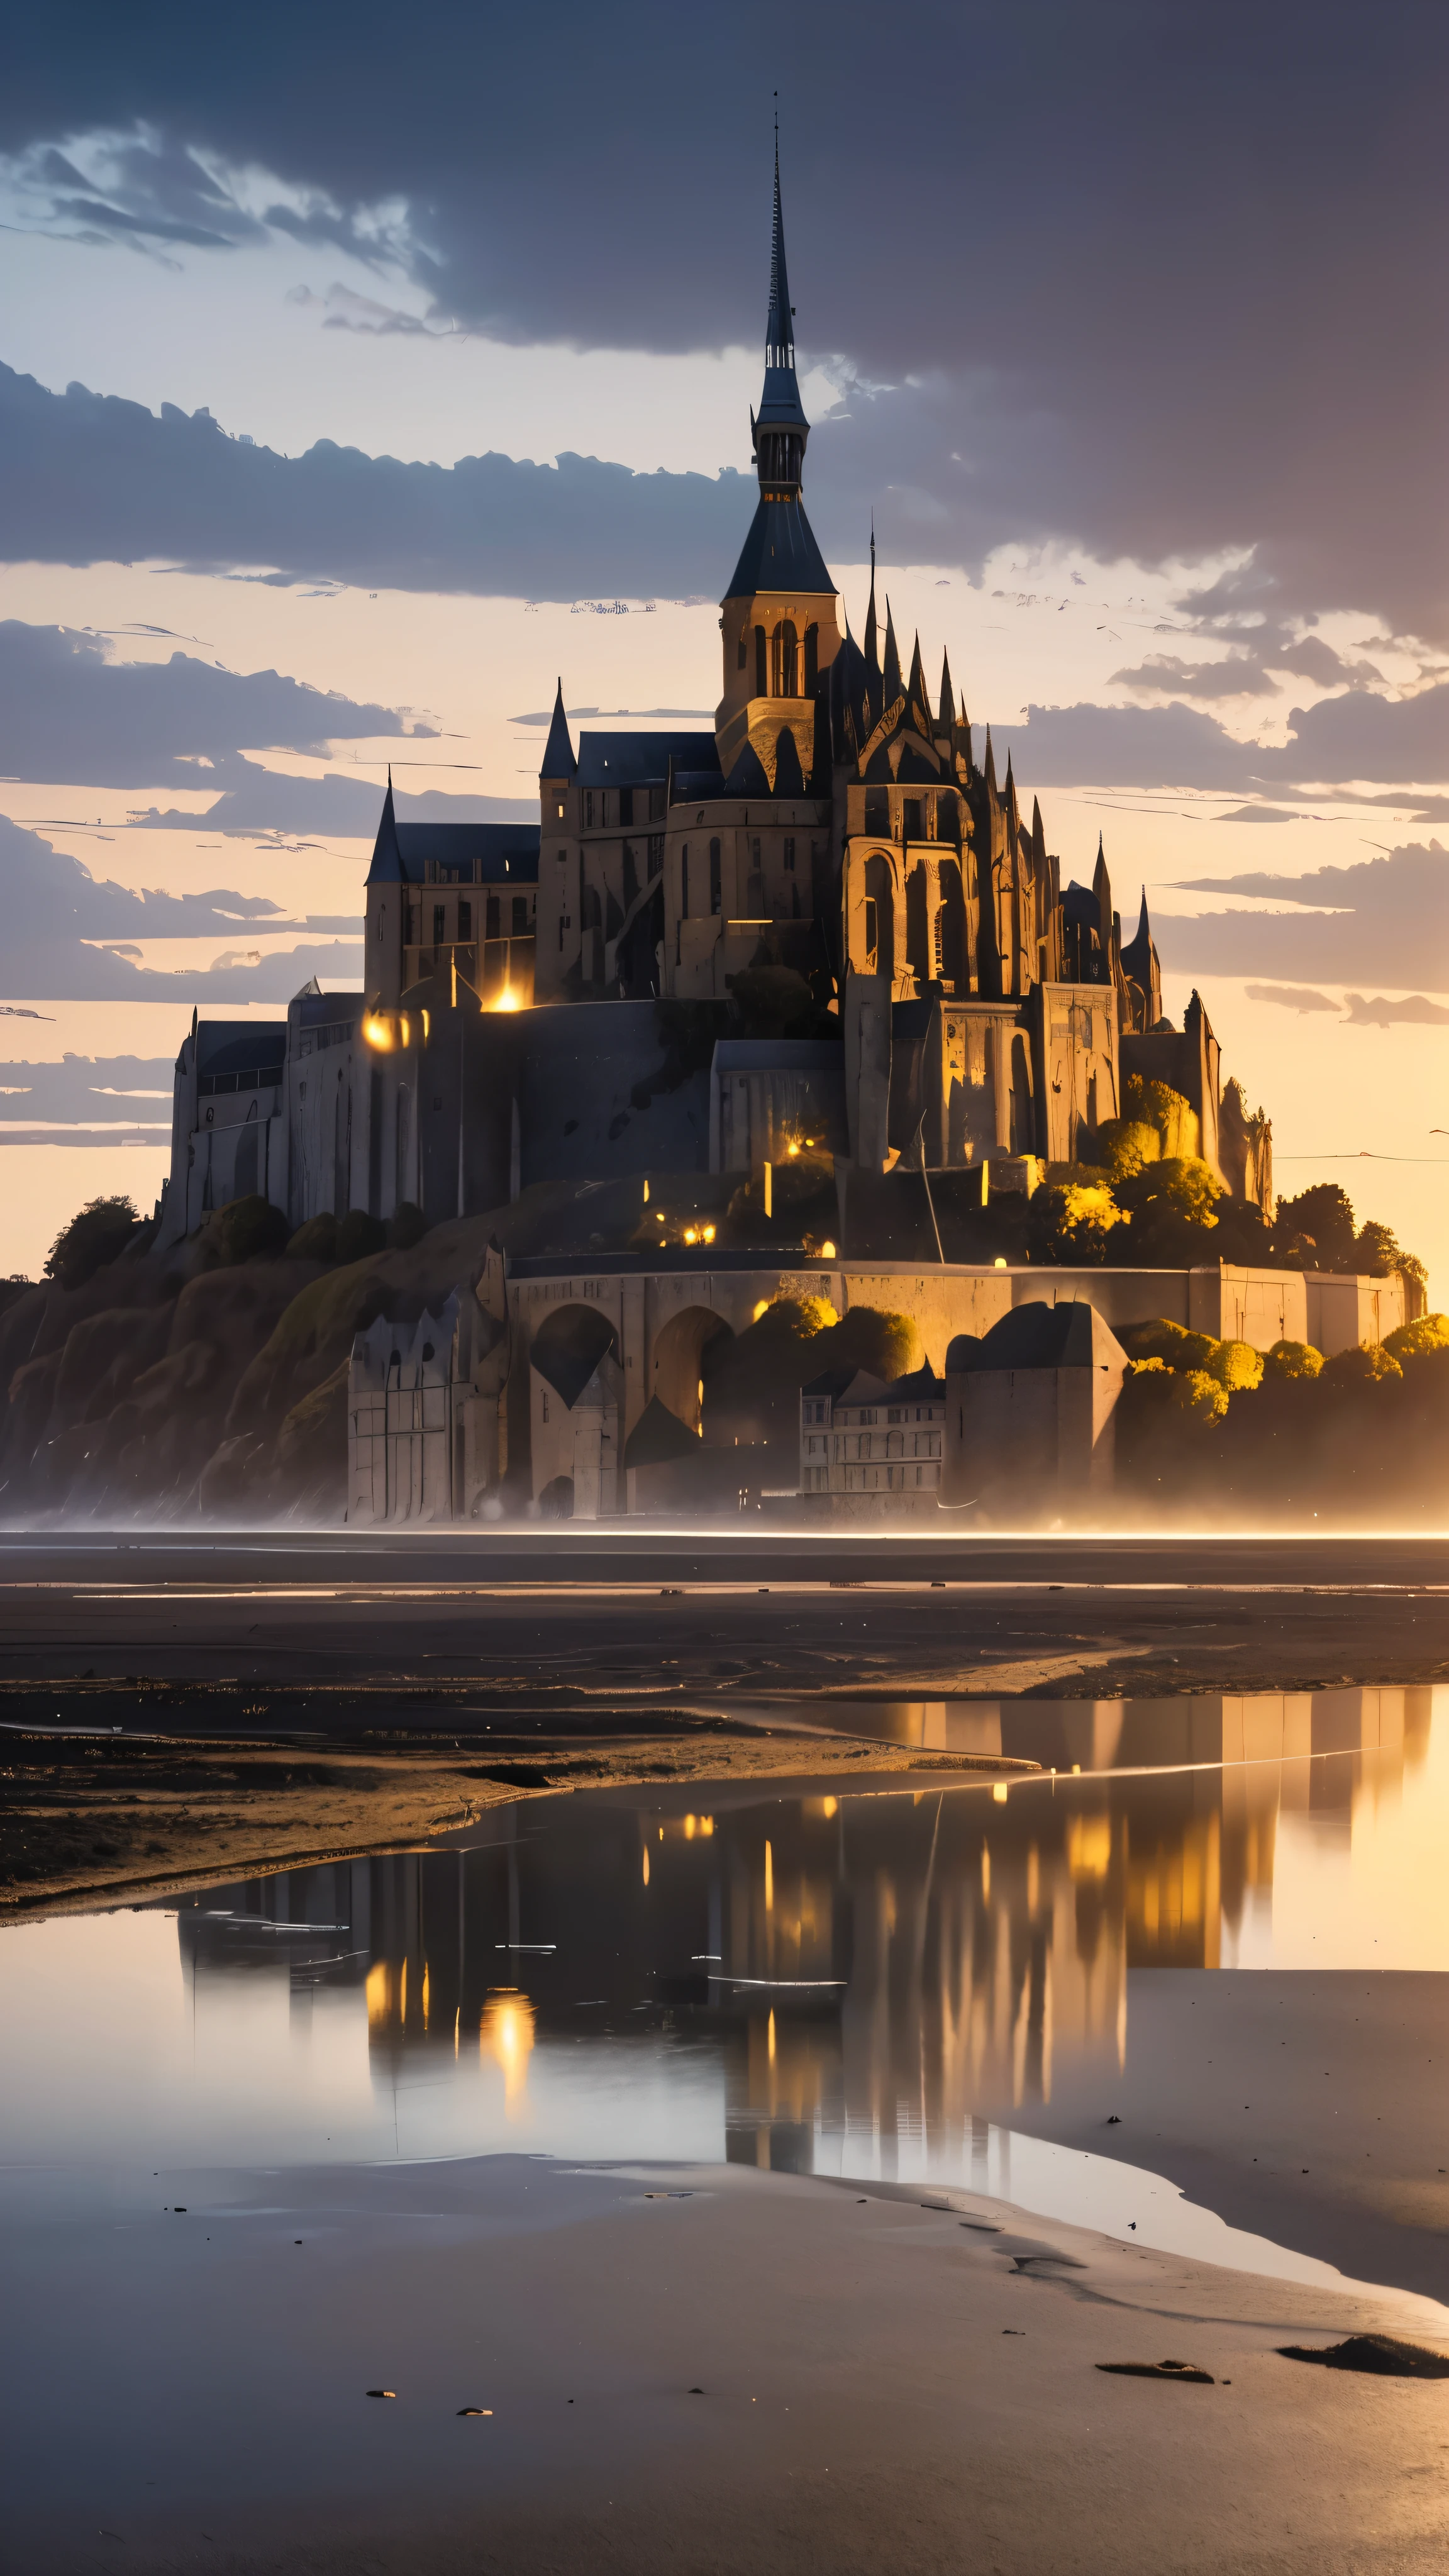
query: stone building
[
  {"left": 799, "top": 1364, "right": 945, "bottom": 1497},
  {"left": 942, "top": 1302, "right": 1129, "bottom": 1514}
]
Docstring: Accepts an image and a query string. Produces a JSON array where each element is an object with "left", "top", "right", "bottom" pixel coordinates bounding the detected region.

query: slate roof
[
  {"left": 577, "top": 731, "right": 721, "bottom": 789},
  {"left": 539, "top": 680, "right": 577, "bottom": 780},
  {"left": 725, "top": 495, "right": 836, "bottom": 602},
  {"left": 885, "top": 1364, "right": 946, "bottom": 1402},
  {"left": 395, "top": 823, "right": 538, "bottom": 882}
]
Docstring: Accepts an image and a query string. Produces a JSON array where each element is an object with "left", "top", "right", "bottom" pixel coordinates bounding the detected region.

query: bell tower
[{"left": 714, "top": 134, "right": 841, "bottom": 789}]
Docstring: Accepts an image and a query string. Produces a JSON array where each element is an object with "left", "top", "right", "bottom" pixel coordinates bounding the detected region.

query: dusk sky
[{"left": 2, "top": 0, "right": 1445, "bottom": 1284}]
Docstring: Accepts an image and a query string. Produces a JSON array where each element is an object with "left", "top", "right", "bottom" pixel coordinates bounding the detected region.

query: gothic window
[
  {"left": 938, "top": 859, "right": 969, "bottom": 991},
  {"left": 863, "top": 853, "right": 894, "bottom": 982},
  {"left": 458, "top": 899, "right": 472, "bottom": 941},
  {"left": 784, "top": 836, "right": 796, "bottom": 871},
  {"left": 486, "top": 894, "right": 501, "bottom": 940},
  {"left": 619, "top": 787, "right": 634, "bottom": 825},
  {"left": 937, "top": 793, "right": 962, "bottom": 847},
  {"left": 709, "top": 838, "right": 722, "bottom": 916},
  {"left": 903, "top": 797, "right": 924, "bottom": 842},
  {"left": 804, "top": 624, "right": 818, "bottom": 691},
  {"left": 512, "top": 895, "right": 530, "bottom": 935},
  {"left": 773, "top": 621, "right": 799, "bottom": 696},
  {"left": 755, "top": 626, "right": 767, "bottom": 696},
  {"left": 433, "top": 902, "right": 446, "bottom": 946},
  {"left": 375, "top": 908, "right": 384, "bottom": 942},
  {"left": 863, "top": 786, "right": 889, "bottom": 835}
]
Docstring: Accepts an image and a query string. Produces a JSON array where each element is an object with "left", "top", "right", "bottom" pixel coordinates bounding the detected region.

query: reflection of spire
[{"left": 480, "top": 1992, "right": 536, "bottom": 2119}]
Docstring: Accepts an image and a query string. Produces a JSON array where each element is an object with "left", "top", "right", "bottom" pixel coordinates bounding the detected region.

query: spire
[
  {"left": 750, "top": 119, "right": 809, "bottom": 496},
  {"left": 863, "top": 521, "right": 878, "bottom": 671},
  {"left": 539, "top": 677, "right": 576, "bottom": 780},
  {"left": 907, "top": 632, "right": 932, "bottom": 736},
  {"left": 882, "top": 599, "right": 902, "bottom": 701},
  {"left": 366, "top": 768, "right": 405, "bottom": 886},
  {"left": 983, "top": 724, "right": 997, "bottom": 793},
  {"left": 1092, "top": 831, "right": 1114, "bottom": 959},
  {"left": 937, "top": 650, "right": 955, "bottom": 732}
]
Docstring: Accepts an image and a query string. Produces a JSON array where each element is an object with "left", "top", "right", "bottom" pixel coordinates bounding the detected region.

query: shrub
[
  {"left": 1207, "top": 1339, "right": 1263, "bottom": 1392},
  {"left": 1384, "top": 1313, "right": 1449, "bottom": 1363},
  {"left": 387, "top": 1201, "right": 427, "bottom": 1250},
  {"left": 1262, "top": 1338, "right": 1323, "bottom": 1382},
  {"left": 211, "top": 1194, "right": 289, "bottom": 1265},
  {"left": 1123, "top": 1075, "right": 1200, "bottom": 1160},
  {"left": 812, "top": 1304, "right": 922, "bottom": 1382},
  {"left": 1117, "top": 1318, "right": 1219, "bottom": 1372},
  {"left": 1027, "top": 1179, "right": 1123, "bottom": 1265},
  {"left": 1091, "top": 1118, "right": 1161, "bottom": 1181},
  {"left": 287, "top": 1213, "right": 338, "bottom": 1263},
  {"left": 336, "top": 1209, "right": 388, "bottom": 1263},
  {"left": 1119, "top": 1156, "right": 1227, "bottom": 1231},
  {"left": 43, "top": 1194, "right": 145, "bottom": 1290},
  {"left": 1170, "top": 1368, "right": 1230, "bottom": 1425},
  {"left": 1322, "top": 1341, "right": 1403, "bottom": 1387}
]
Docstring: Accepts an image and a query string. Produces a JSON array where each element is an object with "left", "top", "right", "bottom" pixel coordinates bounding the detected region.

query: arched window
[
  {"left": 737, "top": 629, "right": 748, "bottom": 671},
  {"left": 772, "top": 621, "right": 799, "bottom": 696},
  {"left": 804, "top": 624, "right": 819, "bottom": 692},
  {"left": 863, "top": 853, "right": 894, "bottom": 983},
  {"left": 754, "top": 626, "right": 767, "bottom": 697}
]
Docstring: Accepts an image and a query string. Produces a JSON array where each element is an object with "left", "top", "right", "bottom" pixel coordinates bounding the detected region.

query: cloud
[
  {"left": 0, "top": 1054, "right": 176, "bottom": 1121},
  {"left": 1342, "top": 991, "right": 1449, "bottom": 1028},
  {"left": 0, "top": 812, "right": 362, "bottom": 997},
  {"left": 1158, "top": 841, "right": 1449, "bottom": 989},
  {"left": 135, "top": 765, "right": 534, "bottom": 833},
  {"left": 1243, "top": 983, "right": 1342, "bottom": 1014},
  {"left": 0, "top": 364, "right": 750, "bottom": 601},
  {"left": 0, "top": 615, "right": 411, "bottom": 787}
]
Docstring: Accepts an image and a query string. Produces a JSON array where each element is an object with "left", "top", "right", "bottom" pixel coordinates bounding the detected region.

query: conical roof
[{"left": 539, "top": 679, "right": 576, "bottom": 780}]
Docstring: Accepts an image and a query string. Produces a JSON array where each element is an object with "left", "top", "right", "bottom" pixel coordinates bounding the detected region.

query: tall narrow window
[
  {"left": 737, "top": 633, "right": 748, "bottom": 671},
  {"left": 619, "top": 786, "right": 634, "bottom": 825},
  {"left": 486, "top": 894, "right": 501, "bottom": 940},
  {"left": 680, "top": 845, "right": 689, "bottom": 918},
  {"left": 754, "top": 626, "right": 767, "bottom": 697},
  {"left": 584, "top": 789, "right": 594, "bottom": 828},
  {"left": 804, "top": 624, "right": 818, "bottom": 691},
  {"left": 647, "top": 834, "right": 663, "bottom": 877},
  {"left": 709, "top": 838, "right": 722, "bottom": 916},
  {"left": 458, "top": 899, "right": 472, "bottom": 940},
  {"left": 512, "top": 895, "right": 529, "bottom": 935},
  {"left": 784, "top": 836, "right": 796, "bottom": 872},
  {"left": 903, "top": 797, "right": 923, "bottom": 843},
  {"left": 772, "top": 621, "right": 799, "bottom": 696},
  {"left": 433, "top": 902, "right": 446, "bottom": 946}
]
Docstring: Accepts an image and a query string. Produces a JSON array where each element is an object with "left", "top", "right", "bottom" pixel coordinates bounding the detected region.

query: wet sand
[{"left": 4, "top": 2153, "right": 1448, "bottom": 2575}]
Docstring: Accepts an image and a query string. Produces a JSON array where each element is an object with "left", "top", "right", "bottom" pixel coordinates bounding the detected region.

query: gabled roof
[
  {"left": 539, "top": 679, "right": 577, "bottom": 780},
  {"left": 833, "top": 1369, "right": 892, "bottom": 1409},
  {"left": 577, "top": 731, "right": 720, "bottom": 789},
  {"left": 802, "top": 1367, "right": 863, "bottom": 1404},
  {"left": 724, "top": 495, "right": 835, "bottom": 602}
]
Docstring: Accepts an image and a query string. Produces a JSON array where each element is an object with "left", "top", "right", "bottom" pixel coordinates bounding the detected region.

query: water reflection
[{"left": 158, "top": 1686, "right": 1438, "bottom": 2184}]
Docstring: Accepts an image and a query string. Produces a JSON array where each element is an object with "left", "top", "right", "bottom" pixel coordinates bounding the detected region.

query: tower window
[
  {"left": 863, "top": 787, "right": 889, "bottom": 835},
  {"left": 405, "top": 903, "right": 418, "bottom": 943},
  {"left": 512, "top": 895, "right": 530, "bottom": 935},
  {"left": 804, "top": 624, "right": 819, "bottom": 692},
  {"left": 784, "top": 836, "right": 796, "bottom": 872},
  {"left": 619, "top": 786, "right": 634, "bottom": 826},
  {"left": 709, "top": 838, "right": 722, "bottom": 916},
  {"left": 738, "top": 633, "right": 747, "bottom": 671},
  {"left": 903, "top": 797, "right": 923, "bottom": 842},
  {"left": 555, "top": 799, "right": 565, "bottom": 819},
  {"left": 433, "top": 903, "right": 446, "bottom": 946},
  {"left": 681, "top": 845, "right": 689, "bottom": 918},
  {"left": 556, "top": 846, "right": 567, "bottom": 863},
  {"left": 772, "top": 620, "right": 799, "bottom": 696},
  {"left": 584, "top": 790, "right": 595, "bottom": 828},
  {"left": 755, "top": 626, "right": 767, "bottom": 697},
  {"left": 486, "top": 894, "right": 501, "bottom": 940},
  {"left": 458, "top": 899, "right": 472, "bottom": 941}
]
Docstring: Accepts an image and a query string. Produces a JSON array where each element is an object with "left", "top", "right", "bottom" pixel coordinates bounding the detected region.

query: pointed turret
[
  {"left": 749, "top": 125, "right": 810, "bottom": 496},
  {"left": 937, "top": 650, "right": 955, "bottom": 733},
  {"left": 1092, "top": 831, "right": 1113, "bottom": 951},
  {"left": 907, "top": 632, "right": 933, "bottom": 741},
  {"left": 539, "top": 679, "right": 576, "bottom": 781},
  {"left": 1121, "top": 883, "right": 1163, "bottom": 1028},
  {"left": 882, "top": 601, "right": 902, "bottom": 702},
  {"left": 367, "top": 767, "right": 405, "bottom": 886},
  {"left": 983, "top": 725, "right": 997, "bottom": 794},
  {"left": 863, "top": 523, "right": 879, "bottom": 672}
]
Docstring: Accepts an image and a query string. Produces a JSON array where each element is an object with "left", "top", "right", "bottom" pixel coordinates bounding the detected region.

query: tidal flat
[{"left": 5, "top": 1674, "right": 1449, "bottom": 2571}]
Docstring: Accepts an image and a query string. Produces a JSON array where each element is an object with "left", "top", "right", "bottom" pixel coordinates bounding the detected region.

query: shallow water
[{"left": 3, "top": 1685, "right": 1446, "bottom": 2302}]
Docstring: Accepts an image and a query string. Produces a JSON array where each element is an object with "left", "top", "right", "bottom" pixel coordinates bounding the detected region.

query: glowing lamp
[
  {"left": 495, "top": 985, "right": 521, "bottom": 1012},
  {"left": 819, "top": 1240, "right": 836, "bottom": 1259}
]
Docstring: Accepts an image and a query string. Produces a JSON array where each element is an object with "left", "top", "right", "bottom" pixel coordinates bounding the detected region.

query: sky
[{"left": 0, "top": 0, "right": 1445, "bottom": 1289}]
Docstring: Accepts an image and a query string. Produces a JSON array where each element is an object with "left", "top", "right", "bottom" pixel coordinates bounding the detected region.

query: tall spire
[
  {"left": 937, "top": 649, "right": 955, "bottom": 733},
  {"left": 366, "top": 767, "right": 404, "bottom": 886},
  {"left": 750, "top": 114, "right": 809, "bottom": 497},
  {"left": 882, "top": 599, "right": 902, "bottom": 702},
  {"left": 907, "top": 632, "right": 931, "bottom": 736},
  {"left": 863, "top": 520, "right": 878, "bottom": 671}
]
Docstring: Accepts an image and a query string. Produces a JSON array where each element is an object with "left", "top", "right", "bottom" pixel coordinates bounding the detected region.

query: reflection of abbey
[{"left": 155, "top": 151, "right": 1404, "bottom": 1522}]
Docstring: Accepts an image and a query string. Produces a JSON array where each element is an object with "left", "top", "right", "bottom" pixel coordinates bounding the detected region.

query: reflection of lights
[
  {"left": 480, "top": 1992, "right": 535, "bottom": 2116},
  {"left": 981, "top": 1845, "right": 991, "bottom": 1899},
  {"left": 702, "top": 1224, "right": 716, "bottom": 1244},
  {"left": 992, "top": 1783, "right": 1009, "bottom": 1805},
  {"left": 365, "top": 1961, "right": 391, "bottom": 2029},
  {"left": 421, "top": 1963, "right": 430, "bottom": 2029},
  {"left": 684, "top": 1227, "right": 698, "bottom": 1245},
  {"left": 682, "top": 1813, "right": 714, "bottom": 1839},
  {"left": 764, "top": 1840, "right": 774, "bottom": 1909},
  {"left": 1067, "top": 1815, "right": 1112, "bottom": 1880},
  {"left": 643, "top": 1846, "right": 650, "bottom": 1886},
  {"left": 362, "top": 1011, "right": 410, "bottom": 1052},
  {"left": 768, "top": 2008, "right": 777, "bottom": 2063},
  {"left": 787, "top": 1142, "right": 799, "bottom": 1158}
]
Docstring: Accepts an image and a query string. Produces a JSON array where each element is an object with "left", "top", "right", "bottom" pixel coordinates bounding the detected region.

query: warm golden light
[
  {"left": 752, "top": 1298, "right": 770, "bottom": 1321},
  {"left": 479, "top": 1992, "right": 535, "bottom": 2118},
  {"left": 992, "top": 1782, "right": 1009, "bottom": 1805},
  {"left": 365, "top": 1961, "right": 391, "bottom": 2030},
  {"left": 764, "top": 1839, "right": 774, "bottom": 1909},
  {"left": 494, "top": 985, "right": 521, "bottom": 1012},
  {"left": 702, "top": 1223, "right": 716, "bottom": 1244},
  {"left": 768, "top": 2008, "right": 777, "bottom": 2063},
  {"left": 818, "top": 1240, "right": 836, "bottom": 1258},
  {"left": 642, "top": 1846, "right": 650, "bottom": 1886},
  {"left": 787, "top": 1141, "right": 799, "bottom": 1158},
  {"left": 684, "top": 1227, "right": 698, "bottom": 1245}
]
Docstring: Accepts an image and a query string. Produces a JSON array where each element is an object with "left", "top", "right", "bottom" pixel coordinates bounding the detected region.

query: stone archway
[{"left": 651, "top": 1303, "right": 734, "bottom": 1433}]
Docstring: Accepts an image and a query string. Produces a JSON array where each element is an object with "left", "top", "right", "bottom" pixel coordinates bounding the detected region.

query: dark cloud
[
  {"left": 0, "top": 813, "right": 361, "bottom": 997},
  {"left": 1109, "top": 652, "right": 1272, "bottom": 702},
  {"left": 989, "top": 682, "right": 1449, "bottom": 799},
  {"left": 0, "top": 364, "right": 748, "bottom": 601},
  {"left": 4, "top": 2, "right": 1446, "bottom": 640},
  {"left": 0, "top": 1055, "right": 174, "bottom": 1120},
  {"left": 1157, "top": 841, "right": 1449, "bottom": 991},
  {"left": 136, "top": 767, "right": 533, "bottom": 833},
  {"left": 0, "top": 614, "right": 411, "bottom": 787},
  {"left": 1243, "top": 984, "right": 1343, "bottom": 1014}
]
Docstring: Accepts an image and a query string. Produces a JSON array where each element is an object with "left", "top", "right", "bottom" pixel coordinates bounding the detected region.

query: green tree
[{"left": 43, "top": 1194, "right": 145, "bottom": 1290}]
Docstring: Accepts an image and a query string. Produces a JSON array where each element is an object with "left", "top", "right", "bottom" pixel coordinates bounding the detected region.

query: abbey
[{"left": 158, "top": 148, "right": 1262, "bottom": 1250}]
